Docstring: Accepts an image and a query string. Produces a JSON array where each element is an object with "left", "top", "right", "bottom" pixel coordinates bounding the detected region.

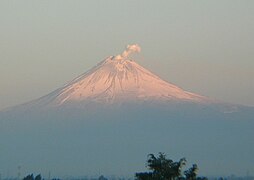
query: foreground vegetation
[
  {"left": 16, "top": 153, "right": 253, "bottom": 180},
  {"left": 136, "top": 153, "right": 206, "bottom": 180}
]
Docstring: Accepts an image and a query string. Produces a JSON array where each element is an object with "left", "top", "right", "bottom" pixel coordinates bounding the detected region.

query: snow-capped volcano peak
[{"left": 33, "top": 44, "right": 208, "bottom": 107}]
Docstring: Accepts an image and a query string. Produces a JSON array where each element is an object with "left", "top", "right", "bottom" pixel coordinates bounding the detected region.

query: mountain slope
[{"left": 25, "top": 46, "right": 209, "bottom": 109}]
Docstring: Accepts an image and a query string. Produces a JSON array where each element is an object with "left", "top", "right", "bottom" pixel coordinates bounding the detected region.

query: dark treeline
[
  {"left": 3, "top": 153, "right": 252, "bottom": 180},
  {"left": 12, "top": 174, "right": 254, "bottom": 180},
  {"left": 136, "top": 153, "right": 206, "bottom": 180},
  {"left": 135, "top": 153, "right": 254, "bottom": 180},
  {"left": 21, "top": 174, "right": 123, "bottom": 180}
]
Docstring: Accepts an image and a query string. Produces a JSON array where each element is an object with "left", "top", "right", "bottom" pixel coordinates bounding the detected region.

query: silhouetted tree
[
  {"left": 135, "top": 172, "right": 153, "bottom": 180},
  {"left": 184, "top": 164, "right": 198, "bottom": 180},
  {"left": 136, "top": 152, "right": 186, "bottom": 180},
  {"left": 23, "top": 174, "right": 34, "bottom": 180},
  {"left": 34, "top": 174, "right": 42, "bottom": 180},
  {"left": 98, "top": 175, "right": 108, "bottom": 180},
  {"left": 196, "top": 177, "right": 208, "bottom": 180},
  {"left": 23, "top": 174, "right": 42, "bottom": 180}
]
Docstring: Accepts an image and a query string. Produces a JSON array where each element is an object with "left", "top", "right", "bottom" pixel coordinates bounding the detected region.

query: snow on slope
[{"left": 32, "top": 44, "right": 208, "bottom": 107}]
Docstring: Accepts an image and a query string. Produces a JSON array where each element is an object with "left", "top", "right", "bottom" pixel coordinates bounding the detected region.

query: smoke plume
[{"left": 114, "top": 44, "right": 141, "bottom": 61}]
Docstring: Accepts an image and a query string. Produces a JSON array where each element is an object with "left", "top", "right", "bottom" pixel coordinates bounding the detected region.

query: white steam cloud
[{"left": 114, "top": 44, "right": 141, "bottom": 61}]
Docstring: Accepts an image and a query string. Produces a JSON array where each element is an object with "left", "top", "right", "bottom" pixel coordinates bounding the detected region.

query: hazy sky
[{"left": 0, "top": 0, "right": 254, "bottom": 110}]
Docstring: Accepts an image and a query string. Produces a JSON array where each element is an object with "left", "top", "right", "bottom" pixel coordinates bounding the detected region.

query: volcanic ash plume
[{"left": 114, "top": 44, "right": 141, "bottom": 61}]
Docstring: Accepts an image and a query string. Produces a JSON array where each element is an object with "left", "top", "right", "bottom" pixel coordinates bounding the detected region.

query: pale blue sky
[{"left": 0, "top": 0, "right": 254, "bottom": 110}]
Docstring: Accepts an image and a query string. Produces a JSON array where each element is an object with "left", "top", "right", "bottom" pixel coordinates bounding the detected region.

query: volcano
[
  {"left": 21, "top": 44, "right": 209, "bottom": 110},
  {"left": 48, "top": 56, "right": 206, "bottom": 104},
  {"left": 0, "top": 45, "right": 253, "bottom": 177}
]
